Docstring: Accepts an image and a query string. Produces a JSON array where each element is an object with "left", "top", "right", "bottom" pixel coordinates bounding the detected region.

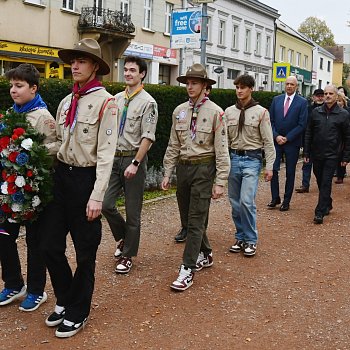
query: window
[
  {"left": 296, "top": 52, "right": 301, "bottom": 67},
  {"left": 207, "top": 17, "right": 212, "bottom": 43},
  {"left": 320, "top": 57, "right": 323, "bottom": 69},
  {"left": 218, "top": 20, "right": 226, "bottom": 46},
  {"left": 165, "top": 2, "right": 173, "bottom": 34},
  {"left": 120, "top": 0, "right": 130, "bottom": 14},
  {"left": 255, "top": 32, "right": 261, "bottom": 55},
  {"left": 304, "top": 55, "right": 309, "bottom": 69},
  {"left": 318, "top": 79, "right": 322, "bottom": 89},
  {"left": 227, "top": 69, "right": 240, "bottom": 80},
  {"left": 24, "top": 0, "right": 42, "bottom": 4},
  {"left": 62, "top": 0, "right": 75, "bottom": 10},
  {"left": 279, "top": 46, "right": 285, "bottom": 61},
  {"left": 159, "top": 65, "right": 170, "bottom": 85},
  {"left": 232, "top": 25, "right": 239, "bottom": 49},
  {"left": 287, "top": 49, "right": 294, "bottom": 64},
  {"left": 144, "top": 0, "right": 152, "bottom": 29},
  {"left": 327, "top": 61, "right": 331, "bottom": 72},
  {"left": 265, "top": 36, "right": 271, "bottom": 57},
  {"left": 244, "top": 29, "right": 251, "bottom": 52}
]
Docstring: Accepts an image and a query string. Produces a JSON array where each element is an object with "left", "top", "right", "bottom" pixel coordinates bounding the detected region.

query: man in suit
[{"left": 268, "top": 76, "right": 308, "bottom": 211}]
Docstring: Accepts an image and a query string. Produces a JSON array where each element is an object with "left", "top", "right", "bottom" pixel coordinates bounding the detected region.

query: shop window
[
  {"left": 158, "top": 65, "right": 170, "bottom": 85},
  {"left": 49, "top": 62, "right": 59, "bottom": 78}
]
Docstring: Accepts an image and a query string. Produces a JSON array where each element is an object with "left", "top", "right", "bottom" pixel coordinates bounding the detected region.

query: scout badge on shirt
[
  {"left": 145, "top": 103, "right": 157, "bottom": 124},
  {"left": 176, "top": 110, "right": 187, "bottom": 123}
]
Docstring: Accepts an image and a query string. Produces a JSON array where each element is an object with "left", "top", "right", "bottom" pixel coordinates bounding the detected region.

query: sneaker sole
[
  {"left": 19, "top": 292, "right": 48, "bottom": 312},
  {"left": 55, "top": 319, "right": 87, "bottom": 338},
  {"left": 115, "top": 266, "right": 132, "bottom": 274},
  {"left": 45, "top": 317, "right": 64, "bottom": 327},
  {"left": 170, "top": 280, "right": 193, "bottom": 291},
  {"left": 0, "top": 286, "right": 27, "bottom": 306},
  {"left": 244, "top": 251, "right": 256, "bottom": 257},
  {"left": 229, "top": 247, "right": 243, "bottom": 253},
  {"left": 174, "top": 238, "right": 186, "bottom": 243}
]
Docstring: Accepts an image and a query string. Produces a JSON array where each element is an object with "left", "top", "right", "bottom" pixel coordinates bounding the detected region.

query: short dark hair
[
  {"left": 124, "top": 55, "right": 147, "bottom": 81},
  {"left": 234, "top": 74, "right": 255, "bottom": 88},
  {"left": 5, "top": 63, "right": 40, "bottom": 88}
]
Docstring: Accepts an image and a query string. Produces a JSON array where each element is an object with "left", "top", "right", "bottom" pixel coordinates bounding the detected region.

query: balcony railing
[{"left": 78, "top": 7, "right": 135, "bottom": 34}]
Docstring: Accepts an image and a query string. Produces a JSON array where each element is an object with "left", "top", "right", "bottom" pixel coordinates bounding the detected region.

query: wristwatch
[{"left": 131, "top": 159, "right": 140, "bottom": 167}]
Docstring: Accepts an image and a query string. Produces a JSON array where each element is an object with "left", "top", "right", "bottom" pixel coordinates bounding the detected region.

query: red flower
[
  {"left": 8, "top": 152, "right": 19, "bottom": 163},
  {"left": 26, "top": 170, "right": 33, "bottom": 177},
  {"left": 0, "top": 136, "right": 10, "bottom": 150},
  {"left": 6, "top": 174, "right": 16, "bottom": 183},
  {"left": 23, "top": 184, "right": 33, "bottom": 192},
  {"left": 24, "top": 211, "right": 34, "bottom": 220},
  {"left": 1, "top": 204, "right": 11, "bottom": 213},
  {"left": 7, "top": 183, "right": 17, "bottom": 194},
  {"left": 12, "top": 134, "right": 19, "bottom": 141},
  {"left": 13, "top": 128, "right": 25, "bottom": 136},
  {"left": 0, "top": 114, "right": 4, "bottom": 118},
  {"left": 2, "top": 170, "right": 7, "bottom": 181}
]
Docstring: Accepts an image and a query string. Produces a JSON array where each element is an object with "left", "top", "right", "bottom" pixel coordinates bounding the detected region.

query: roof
[{"left": 324, "top": 46, "right": 344, "bottom": 62}]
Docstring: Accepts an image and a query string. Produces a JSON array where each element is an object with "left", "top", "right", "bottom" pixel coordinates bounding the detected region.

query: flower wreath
[{"left": 0, "top": 110, "right": 53, "bottom": 224}]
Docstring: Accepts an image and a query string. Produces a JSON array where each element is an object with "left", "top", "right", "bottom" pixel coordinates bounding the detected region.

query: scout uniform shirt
[
  {"left": 56, "top": 89, "right": 118, "bottom": 201},
  {"left": 26, "top": 108, "right": 58, "bottom": 156},
  {"left": 163, "top": 99, "right": 230, "bottom": 186},
  {"left": 115, "top": 89, "right": 158, "bottom": 150},
  {"left": 225, "top": 104, "right": 276, "bottom": 170}
]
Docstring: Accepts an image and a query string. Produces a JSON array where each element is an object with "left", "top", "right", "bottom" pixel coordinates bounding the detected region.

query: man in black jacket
[{"left": 304, "top": 85, "right": 350, "bottom": 224}]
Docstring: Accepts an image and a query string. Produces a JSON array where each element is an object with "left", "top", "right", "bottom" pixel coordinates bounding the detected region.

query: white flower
[
  {"left": 11, "top": 203, "right": 22, "bottom": 212},
  {"left": 8, "top": 218, "right": 17, "bottom": 223},
  {"left": 21, "top": 138, "right": 33, "bottom": 150},
  {"left": 1, "top": 149, "right": 9, "bottom": 157},
  {"left": 32, "top": 195, "right": 41, "bottom": 207},
  {"left": 1, "top": 182, "right": 8, "bottom": 194},
  {"left": 15, "top": 176, "right": 26, "bottom": 188}
]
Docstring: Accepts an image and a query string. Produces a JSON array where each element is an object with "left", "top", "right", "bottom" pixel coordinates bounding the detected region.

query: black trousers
[
  {"left": 41, "top": 162, "right": 101, "bottom": 323},
  {"left": 312, "top": 158, "right": 338, "bottom": 216},
  {"left": 0, "top": 219, "right": 46, "bottom": 294}
]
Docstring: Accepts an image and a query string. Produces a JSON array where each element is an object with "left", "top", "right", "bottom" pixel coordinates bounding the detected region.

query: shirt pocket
[
  {"left": 227, "top": 119, "right": 238, "bottom": 139},
  {"left": 76, "top": 114, "right": 100, "bottom": 144},
  {"left": 195, "top": 125, "right": 212, "bottom": 146},
  {"left": 124, "top": 114, "right": 142, "bottom": 135},
  {"left": 243, "top": 118, "right": 260, "bottom": 138}
]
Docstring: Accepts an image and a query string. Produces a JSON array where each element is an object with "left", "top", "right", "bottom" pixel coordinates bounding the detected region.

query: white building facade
[{"left": 311, "top": 43, "right": 335, "bottom": 90}]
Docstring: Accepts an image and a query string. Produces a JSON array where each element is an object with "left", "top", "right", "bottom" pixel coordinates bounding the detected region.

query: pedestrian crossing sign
[{"left": 273, "top": 63, "right": 291, "bottom": 82}]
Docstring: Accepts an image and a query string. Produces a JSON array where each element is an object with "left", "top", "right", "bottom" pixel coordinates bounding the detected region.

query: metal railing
[{"left": 78, "top": 7, "right": 135, "bottom": 34}]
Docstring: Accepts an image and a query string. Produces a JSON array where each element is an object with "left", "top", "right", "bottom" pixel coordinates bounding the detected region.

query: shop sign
[
  {"left": 0, "top": 40, "right": 59, "bottom": 58},
  {"left": 153, "top": 45, "right": 177, "bottom": 64},
  {"left": 124, "top": 42, "right": 153, "bottom": 59}
]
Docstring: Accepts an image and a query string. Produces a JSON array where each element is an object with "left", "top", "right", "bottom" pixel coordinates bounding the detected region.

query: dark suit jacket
[{"left": 270, "top": 94, "right": 308, "bottom": 147}]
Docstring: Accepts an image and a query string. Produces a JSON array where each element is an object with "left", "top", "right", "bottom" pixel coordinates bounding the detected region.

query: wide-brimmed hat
[
  {"left": 177, "top": 63, "right": 216, "bottom": 85},
  {"left": 58, "top": 38, "right": 110, "bottom": 75}
]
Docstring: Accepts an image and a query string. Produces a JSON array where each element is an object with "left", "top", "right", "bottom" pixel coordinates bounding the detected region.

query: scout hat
[
  {"left": 58, "top": 38, "right": 110, "bottom": 75},
  {"left": 177, "top": 63, "right": 216, "bottom": 85}
]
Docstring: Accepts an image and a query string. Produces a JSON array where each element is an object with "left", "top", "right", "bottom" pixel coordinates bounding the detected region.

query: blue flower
[
  {"left": 0, "top": 123, "right": 6, "bottom": 132},
  {"left": 11, "top": 191, "right": 25, "bottom": 204},
  {"left": 15, "top": 153, "right": 29, "bottom": 166}
]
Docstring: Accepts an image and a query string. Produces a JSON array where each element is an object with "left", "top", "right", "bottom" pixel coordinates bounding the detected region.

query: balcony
[{"left": 78, "top": 7, "right": 135, "bottom": 36}]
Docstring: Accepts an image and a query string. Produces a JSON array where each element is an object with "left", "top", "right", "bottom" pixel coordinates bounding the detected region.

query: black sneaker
[
  {"left": 174, "top": 228, "right": 187, "bottom": 243},
  {"left": 244, "top": 243, "right": 257, "bottom": 257},
  {"left": 45, "top": 308, "right": 65, "bottom": 327},
  {"left": 229, "top": 240, "right": 245, "bottom": 253},
  {"left": 55, "top": 318, "right": 87, "bottom": 338},
  {"left": 313, "top": 215, "right": 323, "bottom": 224}
]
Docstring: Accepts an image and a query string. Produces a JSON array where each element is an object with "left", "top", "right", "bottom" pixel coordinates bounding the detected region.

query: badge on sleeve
[{"left": 176, "top": 110, "right": 187, "bottom": 122}]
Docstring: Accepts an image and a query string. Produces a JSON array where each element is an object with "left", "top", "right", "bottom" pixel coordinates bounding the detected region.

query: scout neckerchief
[
  {"left": 65, "top": 78, "right": 104, "bottom": 133},
  {"left": 118, "top": 84, "right": 144, "bottom": 137},
  {"left": 189, "top": 96, "right": 208, "bottom": 140},
  {"left": 12, "top": 93, "right": 48, "bottom": 113},
  {"left": 235, "top": 98, "right": 258, "bottom": 133}
]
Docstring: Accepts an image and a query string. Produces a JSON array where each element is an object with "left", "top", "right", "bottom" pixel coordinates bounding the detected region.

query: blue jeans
[{"left": 228, "top": 153, "right": 262, "bottom": 245}]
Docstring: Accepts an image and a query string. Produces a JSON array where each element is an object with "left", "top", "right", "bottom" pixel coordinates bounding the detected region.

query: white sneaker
[
  {"left": 170, "top": 265, "right": 194, "bottom": 291},
  {"left": 195, "top": 252, "right": 213, "bottom": 271},
  {"left": 114, "top": 240, "right": 124, "bottom": 258}
]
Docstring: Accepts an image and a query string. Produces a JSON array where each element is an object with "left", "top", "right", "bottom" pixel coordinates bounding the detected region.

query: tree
[{"left": 298, "top": 17, "right": 336, "bottom": 47}]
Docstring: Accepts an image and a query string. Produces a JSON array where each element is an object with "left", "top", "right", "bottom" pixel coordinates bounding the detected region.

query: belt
[
  {"left": 178, "top": 156, "right": 215, "bottom": 165},
  {"left": 115, "top": 150, "right": 137, "bottom": 157},
  {"left": 229, "top": 149, "right": 262, "bottom": 157}
]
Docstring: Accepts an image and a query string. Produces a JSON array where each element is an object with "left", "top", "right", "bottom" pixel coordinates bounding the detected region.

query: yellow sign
[
  {"left": 273, "top": 63, "right": 291, "bottom": 82},
  {"left": 0, "top": 40, "right": 59, "bottom": 58}
]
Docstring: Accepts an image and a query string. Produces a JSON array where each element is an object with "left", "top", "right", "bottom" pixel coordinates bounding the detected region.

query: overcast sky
[{"left": 260, "top": 0, "right": 350, "bottom": 44}]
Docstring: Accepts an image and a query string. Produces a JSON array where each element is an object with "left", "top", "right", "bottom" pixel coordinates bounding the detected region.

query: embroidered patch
[
  {"left": 106, "top": 129, "right": 112, "bottom": 136},
  {"left": 88, "top": 104, "right": 93, "bottom": 110},
  {"left": 177, "top": 110, "right": 186, "bottom": 120}
]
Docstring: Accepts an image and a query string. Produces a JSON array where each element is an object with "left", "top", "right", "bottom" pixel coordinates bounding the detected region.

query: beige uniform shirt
[
  {"left": 163, "top": 100, "right": 230, "bottom": 186},
  {"left": 56, "top": 89, "right": 118, "bottom": 201},
  {"left": 225, "top": 104, "right": 276, "bottom": 170},
  {"left": 26, "top": 108, "right": 58, "bottom": 156},
  {"left": 115, "top": 89, "right": 158, "bottom": 150}
]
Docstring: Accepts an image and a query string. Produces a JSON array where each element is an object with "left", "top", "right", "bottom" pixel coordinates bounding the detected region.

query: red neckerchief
[
  {"left": 189, "top": 96, "right": 209, "bottom": 140},
  {"left": 65, "top": 78, "right": 104, "bottom": 127}
]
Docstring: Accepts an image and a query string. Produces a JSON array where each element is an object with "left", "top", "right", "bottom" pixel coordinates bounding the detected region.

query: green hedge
[{"left": 0, "top": 77, "right": 278, "bottom": 168}]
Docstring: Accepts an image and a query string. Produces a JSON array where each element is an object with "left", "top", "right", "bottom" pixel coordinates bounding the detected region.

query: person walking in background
[
  {"left": 161, "top": 64, "right": 229, "bottom": 291},
  {"left": 102, "top": 56, "right": 158, "bottom": 274},
  {"left": 268, "top": 76, "right": 308, "bottom": 211},
  {"left": 40, "top": 38, "right": 118, "bottom": 338},
  {"left": 225, "top": 74, "right": 275, "bottom": 257},
  {"left": 0, "top": 64, "right": 57, "bottom": 312},
  {"left": 334, "top": 91, "right": 350, "bottom": 184},
  {"left": 304, "top": 85, "right": 350, "bottom": 224},
  {"left": 295, "top": 88, "right": 324, "bottom": 193}
]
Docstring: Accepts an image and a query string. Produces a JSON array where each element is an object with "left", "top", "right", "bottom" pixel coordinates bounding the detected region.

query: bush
[{"left": 0, "top": 77, "right": 278, "bottom": 170}]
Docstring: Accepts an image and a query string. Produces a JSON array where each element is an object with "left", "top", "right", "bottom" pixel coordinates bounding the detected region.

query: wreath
[{"left": 0, "top": 110, "right": 53, "bottom": 224}]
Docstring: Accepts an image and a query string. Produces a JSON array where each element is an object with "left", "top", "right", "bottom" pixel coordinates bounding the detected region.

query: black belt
[
  {"left": 178, "top": 156, "right": 215, "bottom": 165},
  {"left": 115, "top": 150, "right": 137, "bottom": 157},
  {"left": 229, "top": 149, "right": 262, "bottom": 157}
]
